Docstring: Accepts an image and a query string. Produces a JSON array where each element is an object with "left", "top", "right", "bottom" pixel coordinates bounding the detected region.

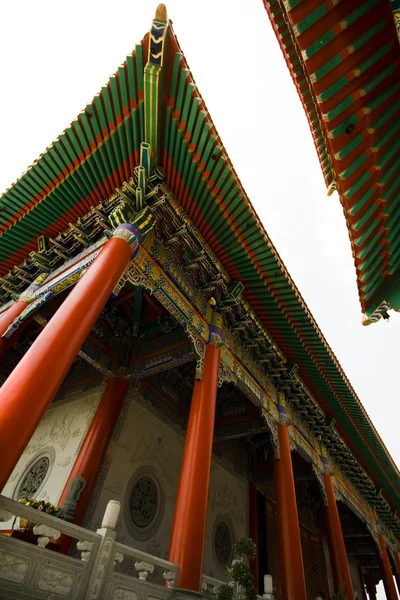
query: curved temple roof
[
  {"left": 263, "top": 0, "right": 400, "bottom": 325},
  {"left": 1, "top": 6, "right": 400, "bottom": 521}
]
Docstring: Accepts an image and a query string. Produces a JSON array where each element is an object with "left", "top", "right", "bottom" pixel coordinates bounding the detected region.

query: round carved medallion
[
  {"left": 124, "top": 467, "right": 164, "bottom": 541},
  {"left": 129, "top": 476, "right": 158, "bottom": 528},
  {"left": 214, "top": 520, "right": 233, "bottom": 566},
  {"left": 16, "top": 456, "right": 50, "bottom": 499}
]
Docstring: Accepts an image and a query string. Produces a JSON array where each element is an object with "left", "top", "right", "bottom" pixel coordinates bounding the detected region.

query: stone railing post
[{"left": 83, "top": 500, "right": 120, "bottom": 600}]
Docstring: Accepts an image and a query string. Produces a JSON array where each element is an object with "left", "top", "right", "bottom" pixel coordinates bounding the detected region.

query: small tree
[{"left": 215, "top": 537, "right": 257, "bottom": 600}]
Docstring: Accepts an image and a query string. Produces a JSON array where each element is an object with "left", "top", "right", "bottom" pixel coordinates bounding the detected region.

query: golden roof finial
[{"left": 155, "top": 4, "right": 167, "bottom": 21}]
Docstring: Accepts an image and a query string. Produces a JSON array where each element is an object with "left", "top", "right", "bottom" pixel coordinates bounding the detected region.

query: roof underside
[
  {"left": 1, "top": 12, "right": 400, "bottom": 508},
  {"left": 263, "top": 0, "right": 400, "bottom": 322}
]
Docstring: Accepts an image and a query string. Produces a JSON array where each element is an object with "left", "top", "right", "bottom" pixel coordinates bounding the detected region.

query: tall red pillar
[
  {"left": 273, "top": 399, "right": 307, "bottom": 600},
  {"left": 365, "top": 575, "right": 377, "bottom": 600},
  {"left": 378, "top": 532, "right": 399, "bottom": 600},
  {"left": 0, "top": 224, "right": 137, "bottom": 492},
  {"left": 0, "top": 273, "right": 47, "bottom": 358},
  {"left": 58, "top": 377, "right": 129, "bottom": 524},
  {"left": 168, "top": 342, "right": 220, "bottom": 591},
  {"left": 323, "top": 505, "right": 340, "bottom": 591},
  {"left": 249, "top": 482, "right": 260, "bottom": 591},
  {"left": 322, "top": 456, "right": 354, "bottom": 600}
]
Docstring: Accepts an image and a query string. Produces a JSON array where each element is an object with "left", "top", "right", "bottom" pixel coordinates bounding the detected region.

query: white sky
[{"left": 0, "top": 1, "right": 398, "bottom": 595}]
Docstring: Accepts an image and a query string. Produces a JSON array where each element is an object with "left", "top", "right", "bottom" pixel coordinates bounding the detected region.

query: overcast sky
[{"left": 0, "top": 1, "right": 397, "bottom": 594}]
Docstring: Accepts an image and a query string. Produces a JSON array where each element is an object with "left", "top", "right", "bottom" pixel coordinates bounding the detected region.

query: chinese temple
[
  {"left": 263, "top": 0, "right": 400, "bottom": 326},
  {"left": 0, "top": 4, "right": 399, "bottom": 600}
]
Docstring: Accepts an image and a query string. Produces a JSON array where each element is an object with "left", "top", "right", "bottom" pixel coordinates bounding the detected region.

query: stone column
[
  {"left": 273, "top": 395, "right": 307, "bottom": 600},
  {"left": 322, "top": 456, "right": 354, "bottom": 600},
  {"left": 0, "top": 224, "right": 137, "bottom": 492},
  {"left": 378, "top": 532, "right": 399, "bottom": 600},
  {"left": 168, "top": 339, "right": 220, "bottom": 591},
  {"left": 58, "top": 377, "right": 129, "bottom": 524}
]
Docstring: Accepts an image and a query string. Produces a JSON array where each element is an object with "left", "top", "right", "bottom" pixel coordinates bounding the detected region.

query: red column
[
  {"left": 0, "top": 301, "right": 28, "bottom": 358},
  {"left": 365, "top": 575, "right": 377, "bottom": 600},
  {"left": 274, "top": 452, "right": 292, "bottom": 599},
  {"left": 273, "top": 400, "right": 307, "bottom": 600},
  {"left": 0, "top": 224, "right": 137, "bottom": 492},
  {"left": 322, "top": 457, "right": 354, "bottom": 600},
  {"left": 0, "top": 273, "right": 47, "bottom": 358},
  {"left": 168, "top": 342, "right": 220, "bottom": 591},
  {"left": 378, "top": 533, "right": 399, "bottom": 600},
  {"left": 249, "top": 482, "right": 259, "bottom": 591},
  {"left": 323, "top": 505, "right": 340, "bottom": 591},
  {"left": 0, "top": 300, "right": 28, "bottom": 336},
  {"left": 58, "top": 377, "right": 129, "bottom": 524}
]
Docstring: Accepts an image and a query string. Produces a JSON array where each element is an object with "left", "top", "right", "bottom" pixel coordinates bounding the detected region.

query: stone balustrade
[
  {"left": 0, "top": 494, "right": 273, "bottom": 600},
  {"left": 0, "top": 494, "right": 101, "bottom": 599},
  {"left": 0, "top": 495, "right": 179, "bottom": 600}
]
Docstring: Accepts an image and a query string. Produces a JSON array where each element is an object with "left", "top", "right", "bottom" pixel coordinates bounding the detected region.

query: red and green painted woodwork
[
  {"left": 144, "top": 4, "right": 168, "bottom": 163},
  {"left": 391, "top": 0, "right": 400, "bottom": 43},
  {"left": 160, "top": 41, "right": 400, "bottom": 511},
  {"left": 0, "top": 3, "right": 399, "bottom": 527},
  {"left": 263, "top": 0, "right": 400, "bottom": 321}
]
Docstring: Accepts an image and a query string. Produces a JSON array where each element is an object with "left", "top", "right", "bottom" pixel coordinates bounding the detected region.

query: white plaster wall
[
  {"left": 1, "top": 384, "right": 105, "bottom": 528},
  {"left": 88, "top": 390, "right": 248, "bottom": 579}
]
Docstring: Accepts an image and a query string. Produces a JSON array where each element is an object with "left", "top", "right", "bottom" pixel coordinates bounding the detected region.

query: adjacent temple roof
[
  {"left": 263, "top": 0, "right": 400, "bottom": 325},
  {"left": 0, "top": 6, "right": 400, "bottom": 519}
]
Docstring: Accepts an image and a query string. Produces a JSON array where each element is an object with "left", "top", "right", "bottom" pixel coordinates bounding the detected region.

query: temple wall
[
  {"left": 84, "top": 388, "right": 249, "bottom": 580},
  {"left": 0, "top": 384, "right": 105, "bottom": 528}
]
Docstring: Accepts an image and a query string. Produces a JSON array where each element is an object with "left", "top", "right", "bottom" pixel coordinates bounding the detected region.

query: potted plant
[
  {"left": 17, "top": 497, "right": 64, "bottom": 529},
  {"left": 11, "top": 498, "right": 64, "bottom": 549},
  {"left": 215, "top": 537, "right": 257, "bottom": 600}
]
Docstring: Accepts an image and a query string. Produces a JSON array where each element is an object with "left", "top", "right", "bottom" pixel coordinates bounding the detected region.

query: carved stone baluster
[
  {"left": 114, "top": 552, "right": 124, "bottom": 568},
  {"left": 77, "top": 540, "right": 94, "bottom": 563},
  {"left": 163, "top": 570, "right": 177, "bottom": 589},
  {"left": 135, "top": 560, "right": 155, "bottom": 581},
  {"left": 32, "top": 524, "right": 61, "bottom": 548}
]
